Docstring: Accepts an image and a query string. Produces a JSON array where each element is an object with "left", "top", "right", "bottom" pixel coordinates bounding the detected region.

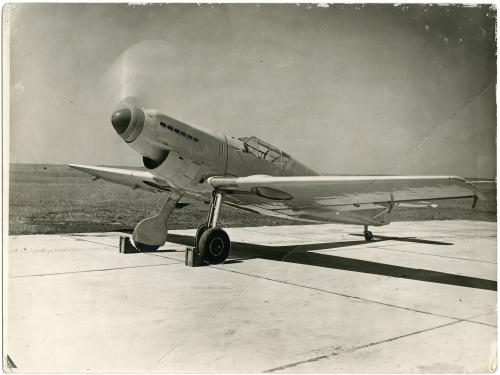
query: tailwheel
[
  {"left": 199, "top": 227, "right": 230, "bottom": 265},
  {"left": 363, "top": 225, "right": 374, "bottom": 241},
  {"left": 133, "top": 242, "right": 160, "bottom": 252}
]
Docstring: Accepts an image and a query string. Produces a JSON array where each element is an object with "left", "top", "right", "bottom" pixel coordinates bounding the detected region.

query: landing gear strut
[
  {"left": 196, "top": 191, "right": 231, "bottom": 264},
  {"left": 363, "top": 225, "right": 374, "bottom": 241}
]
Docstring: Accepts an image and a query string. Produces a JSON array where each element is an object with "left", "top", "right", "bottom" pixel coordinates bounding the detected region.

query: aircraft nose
[
  {"left": 110, "top": 104, "right": 145, "bottom": 143},
  {"left": 111, "top": 108, "right": 132, "bottom": 135}
]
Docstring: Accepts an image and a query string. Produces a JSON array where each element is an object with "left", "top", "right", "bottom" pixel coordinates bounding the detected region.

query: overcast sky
[{"left": 6, "top": 4, "right": 496, "bottom": 177}]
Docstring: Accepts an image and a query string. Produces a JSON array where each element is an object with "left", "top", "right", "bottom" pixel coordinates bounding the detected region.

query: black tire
[
  {"left": 134, "top": 242, "right": 160, "bottom": 252},
  {"left": 195, "top": 223, "right": 209, "bottom": 249},
  {"left": 199, "top": 227, "right": 231, "bottom": 264},
  {"left": 364, "top": 231, "right": 374, "bottom": 241}
]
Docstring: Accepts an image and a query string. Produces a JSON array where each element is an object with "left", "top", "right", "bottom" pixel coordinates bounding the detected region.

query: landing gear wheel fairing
[{"left": 134, "top": 241, "right": 160, "bottom": 252}]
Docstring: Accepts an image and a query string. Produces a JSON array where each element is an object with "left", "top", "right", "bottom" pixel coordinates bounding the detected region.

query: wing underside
[
  {"left": 68, "top": 164, "right": 172, "bottom": 193},
  {"left": 208, "top": 175, "right": 482, "bottom": 226},
  {"left": 68, "top": 166, "right": 482, "bottom": 226}
]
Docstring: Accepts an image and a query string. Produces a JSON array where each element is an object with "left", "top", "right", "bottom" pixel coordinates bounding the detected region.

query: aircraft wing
[
  {"left": 68, "top": 164, "right": 172, "bottom": 193},
  {"left": 208, "top": 175, "right": 483, "bottom": 225}
]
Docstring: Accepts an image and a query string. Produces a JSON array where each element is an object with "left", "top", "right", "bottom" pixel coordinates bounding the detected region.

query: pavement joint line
[
  {"left": 234, "top": 227, "right": 341, "bottom": 243},
  {"left": 461, "top": 310, "right": 498, "bottom": 328},
  {"left": 148, "top": 271, "right": 265, "bottom": 371},
  {"left": 311, "top": 246, "right": 387, "bottom": 254},
  {"left": 461, "top": 320, "right": 496, "bottom": 328},
  {"left": 209, "top": 265, "right": 494, "bottom": 327},
  {"left": 370, "top": 245, "right": 497, "bottom": 265},
  {"left": 9, "top": 262, "right": 181, "bottom": 278},
  {"left": 66, "top": 235, "right": 186, "bottom": 263},
  {"left": 36, "top": 235, "right": 498, "bottom": 269},
  {"left": 263, "top": 319, "right": 465, "bottom": 373},
  {"left": 147, "top": 252, "right": 497, "bottom": 328},
  {"left": 143, "top": 253, "right": 185, "bottom": 262},
  {"left": 19, "top": 232, "right": 495, "bottom": 323},
  {"left": 65, "top": 234, "right": 187, "bottom": 263},
  {"left": 358, "top": 238, "right": 458, "bottom": 248},
  {"left": 366, "top": 236, "right": 492, "bottom": 245},
  {"left": 64, "top": 234, "right": 120, "bottom": 248}
]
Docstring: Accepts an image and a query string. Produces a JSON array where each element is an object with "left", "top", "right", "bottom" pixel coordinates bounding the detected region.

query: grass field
[{"left": 9, "top": 163, "right": 496, "bottom": 235}]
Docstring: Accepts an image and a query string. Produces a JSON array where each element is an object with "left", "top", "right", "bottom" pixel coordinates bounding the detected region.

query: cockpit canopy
[{"left": 237, "top": 136, "right": 291, "bottom": 166}]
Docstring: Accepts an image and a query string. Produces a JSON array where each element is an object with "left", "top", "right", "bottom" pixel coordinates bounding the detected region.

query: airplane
[{"left": 69, "top": 96, "right": 483, "bottom": 265}]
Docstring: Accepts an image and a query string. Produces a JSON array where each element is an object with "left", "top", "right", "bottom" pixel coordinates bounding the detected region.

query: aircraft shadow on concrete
[
  {"left": 162, "top": 232, "right": 496, "bottom": 292},
  {"left": 114, "top": 229, "right": 495, "bottom": 291},
  {"left": 349, "top": 234, "right": 454, "bottom": 246}
]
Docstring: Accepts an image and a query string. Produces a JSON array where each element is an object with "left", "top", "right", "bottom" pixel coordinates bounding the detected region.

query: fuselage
[
  {"left": 111, "top": 103, "right": 319, "bottom": 198},
  {"left": 110, "top": 100, "right": 386, "bottom": 226}
]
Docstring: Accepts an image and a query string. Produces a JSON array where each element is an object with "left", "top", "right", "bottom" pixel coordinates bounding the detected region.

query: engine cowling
[
  {"left": 110, "top": 97, "right": 166, "bottom": 162},
  {"left": 143, "top": 154, "right": 168, "bottom": 169},
  {"left": 144, "top": 151, "right": 201, "bottom": 190}
]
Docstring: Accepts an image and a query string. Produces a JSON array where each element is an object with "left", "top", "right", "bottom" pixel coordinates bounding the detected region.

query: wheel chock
[
  {"left": 119, "top": 236, "right": 140, "bottom": 254},
  {"left": 185, "top": 247, "right": 207, "bottom": 267}
]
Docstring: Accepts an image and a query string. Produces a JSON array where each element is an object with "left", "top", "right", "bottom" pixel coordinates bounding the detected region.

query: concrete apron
[{"left": 5, "top": 220, "right": 497, "bottom": 373}]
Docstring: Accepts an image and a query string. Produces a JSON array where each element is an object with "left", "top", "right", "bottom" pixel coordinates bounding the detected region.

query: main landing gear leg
[
  {"left": 364, "top": 225, "right": 374, "bottom": 241},
  {"left": 196, "top": 191, "right": 231, "bottom": 264}
]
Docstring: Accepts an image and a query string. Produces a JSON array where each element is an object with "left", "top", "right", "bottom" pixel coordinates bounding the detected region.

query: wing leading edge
[{"left": 68, "top": 164, "right": 172, "bottom": 193}]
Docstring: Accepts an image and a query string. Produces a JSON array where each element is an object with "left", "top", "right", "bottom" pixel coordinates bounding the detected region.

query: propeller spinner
[{"left": 110, "top": 97, "right": 145, "bottom": 143}]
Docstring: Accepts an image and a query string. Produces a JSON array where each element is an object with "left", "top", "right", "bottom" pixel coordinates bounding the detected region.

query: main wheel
[
  {"left": 364, "top": 231, "right": 374, "bottom": 241},
  {"left": 195, "top": 224, "right": 208, "bottom": 249},
  {"left": 134, "top": 242, "right": 160, "bottom": 252},
  {"left": 199, "top": 227, "right": 231, "bottom": 265}
]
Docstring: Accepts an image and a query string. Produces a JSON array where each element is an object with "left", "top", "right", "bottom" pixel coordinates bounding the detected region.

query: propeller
[
  {"left": 95, "top": 40, "right": 186, "bottom": 163},
  {"left": 98, "top": 40, "right": 183, "bottom": 113}
]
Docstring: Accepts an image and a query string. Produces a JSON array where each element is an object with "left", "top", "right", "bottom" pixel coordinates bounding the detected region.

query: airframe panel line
[
  {"left": 9, "top": 262, "right": 181, "bottom": 278},
  {"left": 209, "top": 265, "right": 497, "bottom": 328},
  {"left": 263, "top": 319, "right": 473, "bottom": 373}
]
